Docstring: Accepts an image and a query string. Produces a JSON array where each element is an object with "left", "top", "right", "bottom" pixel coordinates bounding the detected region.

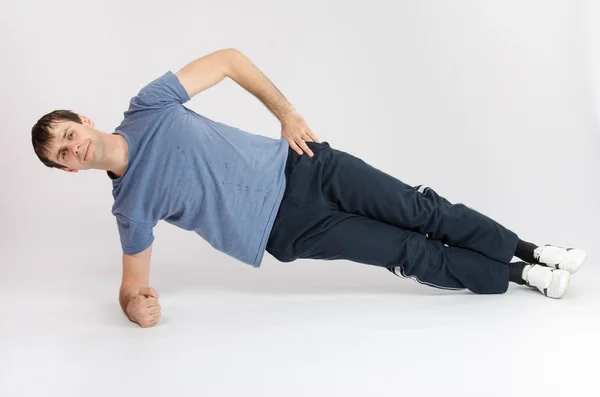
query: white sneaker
[
  {"left": 523, "top": 264, "right": 571, "bottom": 299},
  {"left": 534, "top": 245, "right": 587, "bottom": 274}
]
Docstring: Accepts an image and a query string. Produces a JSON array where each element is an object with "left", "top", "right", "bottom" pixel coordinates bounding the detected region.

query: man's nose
[{"left": 68, "top": 141, "right": 82, "bottom": 156}]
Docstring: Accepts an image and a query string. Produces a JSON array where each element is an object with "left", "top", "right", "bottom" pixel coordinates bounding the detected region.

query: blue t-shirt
[{"left": 108, "top": 71, "right": 289, "bottom": 267}]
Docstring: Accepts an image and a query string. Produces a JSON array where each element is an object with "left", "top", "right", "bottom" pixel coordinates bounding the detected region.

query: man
[{"left": 31, "top": 48, "right": 586, "bottom": 328}]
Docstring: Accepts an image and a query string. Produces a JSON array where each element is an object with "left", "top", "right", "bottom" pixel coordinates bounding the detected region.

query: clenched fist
[{"left": 126, "top": 287, "right": 161, "bottom": 328}]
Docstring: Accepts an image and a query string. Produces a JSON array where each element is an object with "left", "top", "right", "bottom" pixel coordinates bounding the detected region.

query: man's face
[{"left": 48, "top": 116, "right": 105, "bottom": 173}]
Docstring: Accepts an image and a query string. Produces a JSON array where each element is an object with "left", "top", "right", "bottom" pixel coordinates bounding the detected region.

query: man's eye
[
  {"left": 69, "top": 131, "right": 74, "bottom": 139},
  {"left": 62, "top": 150, "right": 67, "bottom": 159}
]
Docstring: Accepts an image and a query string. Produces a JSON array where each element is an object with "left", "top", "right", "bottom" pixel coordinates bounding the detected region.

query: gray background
[{"left": 1, "top": 0, "right": 598, "bottom": 396}]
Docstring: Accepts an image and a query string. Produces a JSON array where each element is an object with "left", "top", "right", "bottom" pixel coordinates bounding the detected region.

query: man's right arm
[{"left": 119, "top": 243, "right": 161, "bottom": 327}]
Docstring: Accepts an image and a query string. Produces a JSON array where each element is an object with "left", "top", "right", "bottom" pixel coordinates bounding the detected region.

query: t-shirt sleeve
[
  {"left": 115, "top": 215, "right": 155, "bottom": 255},
  {"left": 126, "top": 70, "right": 191, "bottom": 113}
]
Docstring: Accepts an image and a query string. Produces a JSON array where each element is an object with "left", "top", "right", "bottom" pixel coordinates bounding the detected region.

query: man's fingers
[
  {"left": 139, "top": 287, "right": 159, "bottom": 298},
  {"left": 305, "top": 129, "right": 319, "bottom": 143},
  {"left": 298, "top": 139, "right": 314, "bottom": 157},
  {"left": 149, "top": 313, "right": 161, "bottom": 324},
  {"left": 149, "top": 305, "right": 161, "bottom": 315},
  {"left": 145, "top": 298, "right": 159, "bottom": 307},
  {"left": 146, "top": 289, "right": 158, "bottom": 298},
  {"left": 287, "top": 139, "right": 303, "bottom": 156},
  {"left": 138, "top": 311, "right": 161, "bottom": 327},
  {"left": 141, "top": 320, "right": 156, "bottom": 328}
]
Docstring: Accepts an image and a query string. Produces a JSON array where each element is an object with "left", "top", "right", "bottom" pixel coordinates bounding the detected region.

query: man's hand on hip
[{"left": 280, "top": 111, "right": 320, "bottom": 157}]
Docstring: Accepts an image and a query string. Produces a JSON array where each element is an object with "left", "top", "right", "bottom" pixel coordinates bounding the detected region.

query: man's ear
[
  {"left": 79, "top": 115, "right": 95, "bottom": 128},
  {"left": 60, "top": 167, "right": 79, "bottom": 173}
]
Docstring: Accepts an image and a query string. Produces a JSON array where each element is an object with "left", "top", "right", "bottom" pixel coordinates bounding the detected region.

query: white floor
[{"left": 1, "top": 243, "right": 598, "bottom": 397}]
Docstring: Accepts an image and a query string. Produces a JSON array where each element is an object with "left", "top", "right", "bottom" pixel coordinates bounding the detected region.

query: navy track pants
[{"left": 265, "top": 141, "right": 519, "bottom": 294}]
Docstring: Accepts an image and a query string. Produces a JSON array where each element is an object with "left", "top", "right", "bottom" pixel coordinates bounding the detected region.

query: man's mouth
[{"left": 84, "top": 142, "right": 90, "bottom": 161}]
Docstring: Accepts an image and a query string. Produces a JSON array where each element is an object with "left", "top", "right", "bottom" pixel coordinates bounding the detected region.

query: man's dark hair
[{"left": 31, "top": 109, "right": 82, "bottom": 169}]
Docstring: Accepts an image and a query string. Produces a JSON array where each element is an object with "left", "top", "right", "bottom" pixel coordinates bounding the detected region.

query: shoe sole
[
  {"left": 560, "top": 248, "right": 587, "bottom": 274},
  {"left": 547, "top": 270, "right": 571, "bottom": 299}
]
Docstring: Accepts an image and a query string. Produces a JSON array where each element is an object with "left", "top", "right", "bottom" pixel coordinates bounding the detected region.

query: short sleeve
[
  {"left": 126, "top": 71, "right": 191, "bottom": 113},
  {"left": 115, "top": 216, "right": 155, "bottom": 255}
]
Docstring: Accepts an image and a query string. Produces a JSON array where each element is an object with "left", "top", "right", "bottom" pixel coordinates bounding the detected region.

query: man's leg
[
  {"left": 267, "top": 194, "right": 571, "bottom": 297},
  {"left": 412, "top": 185, "right": 584, "bottom": 274},
  {"left": 267, "top": 143, "right": 572, "bottom": 298},
  {"left": 267, "top": 195, "right": 507, "bottom": 294},
  {"left": 296, "top": 141, "right": 584, "bottom": 272}
]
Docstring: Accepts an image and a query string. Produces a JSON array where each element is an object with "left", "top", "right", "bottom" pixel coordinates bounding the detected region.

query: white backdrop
[
  {"left": 1, "top": 1, "right": 599, "bottom": 396},
  {"left": 584, "top": 0, "right": 600, "bottom": 125},
  {"left": 2, "top": 0, "right": 598, "bottom": 280}
]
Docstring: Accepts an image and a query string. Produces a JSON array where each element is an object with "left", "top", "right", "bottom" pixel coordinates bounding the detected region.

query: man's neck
[{"left": 107, "top": 134, "right": 129, "bottom": 178}]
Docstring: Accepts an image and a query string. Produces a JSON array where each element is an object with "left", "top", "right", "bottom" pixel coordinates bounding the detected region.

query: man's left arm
[
  {"left": 175, "top": 48, "right": 296, "bottom": 119},
  {"left": 175, "top": 48, "right": 320, "bottom": 156}
]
